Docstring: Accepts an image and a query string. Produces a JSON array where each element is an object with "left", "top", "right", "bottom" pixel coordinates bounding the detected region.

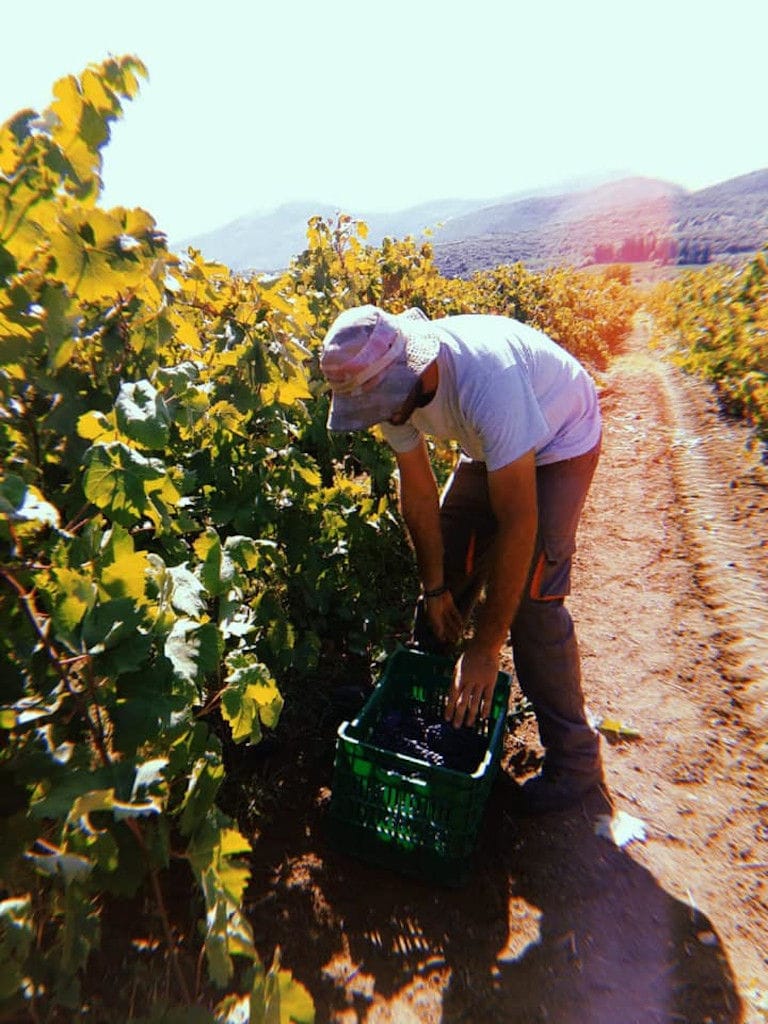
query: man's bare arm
[
  {"left": 394, "top": 441, "right": 443, "bottom": 591},
  {"left": 395, "top": 442, "right": 463, "bottom": 644},
  {"left": 445, "top": 449, "right": 538, "bottom": 725}
]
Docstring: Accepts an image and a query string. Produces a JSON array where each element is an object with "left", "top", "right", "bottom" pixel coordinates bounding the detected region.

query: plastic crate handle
[{"left": 385, "top": 769, "right": 428, "bottom": 787}]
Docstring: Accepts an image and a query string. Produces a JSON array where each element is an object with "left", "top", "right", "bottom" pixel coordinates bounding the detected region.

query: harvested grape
[{"left": 369, "top": 702, "right": 486, "bottom": 773}]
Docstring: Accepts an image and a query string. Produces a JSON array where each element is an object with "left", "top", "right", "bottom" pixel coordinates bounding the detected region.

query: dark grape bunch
[{"left": 369, "top": 701, "right": 487, "bottom": 773}]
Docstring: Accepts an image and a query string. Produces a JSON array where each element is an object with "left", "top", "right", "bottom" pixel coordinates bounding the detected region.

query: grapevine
[{"left": 648, "top": 252, "right": 768, "bottom": 448}]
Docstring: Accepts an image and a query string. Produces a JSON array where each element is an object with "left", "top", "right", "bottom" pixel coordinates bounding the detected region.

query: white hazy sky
[{"left": 2, "top": 0, "right": 767, "bottom": 243}]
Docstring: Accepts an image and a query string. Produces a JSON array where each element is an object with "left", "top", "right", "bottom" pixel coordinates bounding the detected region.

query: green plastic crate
[{"left": 327, "top": 647, "right": 511, "bottom": 886}]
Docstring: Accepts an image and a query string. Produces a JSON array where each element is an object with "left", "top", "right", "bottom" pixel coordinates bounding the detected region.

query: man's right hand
[{"left": 425, "top": 590, "right": 463, "bottom": 645}]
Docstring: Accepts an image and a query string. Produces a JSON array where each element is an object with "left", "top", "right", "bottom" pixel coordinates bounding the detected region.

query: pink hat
[{"left": 320, "top": 305, "right": 440, "bottom": 430}]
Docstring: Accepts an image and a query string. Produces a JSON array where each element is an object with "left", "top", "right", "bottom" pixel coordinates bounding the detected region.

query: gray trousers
[{"left": 414, "top": 441, "right": 602, "bottom": 778}]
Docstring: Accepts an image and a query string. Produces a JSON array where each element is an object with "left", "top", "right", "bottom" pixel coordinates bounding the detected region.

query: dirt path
[{"left": 246, "top": 317, "right": 768, "bottom": 1024}]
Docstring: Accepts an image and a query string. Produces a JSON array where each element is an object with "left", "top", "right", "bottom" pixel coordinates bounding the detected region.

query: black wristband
[{"left": 423, "top": 584, "right": 449, "bottom": 599}]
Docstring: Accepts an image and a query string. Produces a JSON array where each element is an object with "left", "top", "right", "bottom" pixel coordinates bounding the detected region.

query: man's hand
[
  {"left": 425, "top": 590, "right": 463, "bottom": 645},
  {"left": 444, "top": 645, "right": 499, "bottom": 727}
]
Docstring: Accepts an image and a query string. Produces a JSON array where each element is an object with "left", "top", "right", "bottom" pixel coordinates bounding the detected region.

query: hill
[
  {"left": 433, "top": 171, "right": 768, "bottom": 276},
  {"left": 174, "top": 197, "right": 482, "bottom": 273},
  {"left": 172, "top": 173, "right": 618, "bottom": 272},
  {"left": 174, "top": 170, "right": 768, "bottom": 276}
]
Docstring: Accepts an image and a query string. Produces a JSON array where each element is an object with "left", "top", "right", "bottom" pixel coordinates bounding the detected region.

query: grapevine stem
[
  {"left": 63, "top": 503, "right": 94, "bottom": 534},
  {"left": 82, "top": 656, "right": 112, "bottom": 766},
  {"left": 194, "top": 944, "right": 206, "bottom": 999},
  {"left": 0, "top": 568, "right": 68, "bottom": 683},
  {"left": 125, "top": 818, "right": 193, "bottom": 1005},
  {"left": 195, "top": 686, "right": 226, "bottom": 717}
]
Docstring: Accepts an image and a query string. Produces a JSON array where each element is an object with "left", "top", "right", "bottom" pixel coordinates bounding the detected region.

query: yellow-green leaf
[
  {"left": 51, "top": 567, "right": 97, "bottom": 631},
  {"left": 77, "top": 410, "right": 118, "bottom": 442},
  {"left": 596, "top": 716, "right": 642, "bottom": 741},
  {"left": 295, "top": 464, "right": 321, "bottom": 487},
  {"left": 275, "top": 969, "right": 315, "bottom": 1024},
  {"left": 100, "top": 549, "right": 150, "bottom": 602}
]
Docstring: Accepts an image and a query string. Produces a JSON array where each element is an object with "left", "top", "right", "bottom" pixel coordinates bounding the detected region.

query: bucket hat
[{"left": 320, "top": 305, "right": 441, "bottom": 431}]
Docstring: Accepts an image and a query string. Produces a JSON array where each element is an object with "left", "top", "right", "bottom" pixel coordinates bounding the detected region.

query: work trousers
[{"left": 414, "top": 441, "right": 602, "bottom": 778}]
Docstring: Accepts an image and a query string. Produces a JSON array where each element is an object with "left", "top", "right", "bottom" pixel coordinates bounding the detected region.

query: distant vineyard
[
  {"left": 0, "top": 60, "right": 639, "bottom": 1021},
  {"left": 649, "top": 250, "right": 768, "bottom": 446}
]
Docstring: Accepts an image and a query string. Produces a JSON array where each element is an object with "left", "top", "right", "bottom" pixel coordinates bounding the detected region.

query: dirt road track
[
  {"left": 562, "top": 313, "right": 767, "bottom": 1024},
  {"left": 247, "top": 315, "right": 768, "bottom": 1024},
  {"left": 633, "top": 313, "right": 768, "bottom": 737}
]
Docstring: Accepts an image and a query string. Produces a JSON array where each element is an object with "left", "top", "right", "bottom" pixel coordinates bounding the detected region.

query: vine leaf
[
  {"left": 69, "top": 788, "right": 162, "bottom": 834},
  {"left": 222, "top": 658, "right": 284, "bottom": 744},
  {"left": 26, "top": 848, "right": 93, "bottom": 884},
  {"left": 164, "top": 619, "right": 221, "bottom": 686},
  {"left": 0, "top": 897, "right": 34, "bottom": 1001},
  {"left": 0, "top": 475, "right": 60, "bottom": 527},
  {"left": 82, "top": 597, "right": 143, "bottom": 652},
  {"left": 49, "top": 567, "right": 97, "bottom": 633},
  {"left": 168, "top": 563, "right": 207, "bottom": 617},
  {"left": 115, "top": 379, "right": 171, "bottom": 449},
  {"left": 83, "top": 441, "right": 166, "bottom": 524}
]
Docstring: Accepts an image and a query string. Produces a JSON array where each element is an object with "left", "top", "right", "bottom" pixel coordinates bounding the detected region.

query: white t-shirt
[{"left": 379, "top": 314, "right": 601, "bottom": 471}]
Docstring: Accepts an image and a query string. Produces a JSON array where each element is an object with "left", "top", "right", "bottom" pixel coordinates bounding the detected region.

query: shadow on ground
[{"left": 239, "top": 736, "right": 742, "bottom": 1024}]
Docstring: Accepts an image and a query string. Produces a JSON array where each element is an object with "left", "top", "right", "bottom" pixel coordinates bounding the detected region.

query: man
[{"left": 320, "top": 304, "right": 604, "bottom": 813}]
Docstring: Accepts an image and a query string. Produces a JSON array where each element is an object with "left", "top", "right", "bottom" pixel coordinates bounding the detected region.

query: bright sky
[{"left": 2, "top": 0, "right": 767, "bottom": 243}]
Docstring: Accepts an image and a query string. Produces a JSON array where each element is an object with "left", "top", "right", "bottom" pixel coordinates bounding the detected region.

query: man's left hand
[{"left": 444, "top": 646, "right": 499, "bottom": 727}]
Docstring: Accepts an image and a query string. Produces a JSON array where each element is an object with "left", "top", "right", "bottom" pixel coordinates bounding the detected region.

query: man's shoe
[{"left": 519, "top": 766, "right": 604, "bottom": 815}]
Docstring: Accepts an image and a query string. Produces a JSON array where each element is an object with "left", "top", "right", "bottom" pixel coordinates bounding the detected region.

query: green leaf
[
  {"left": 0, "top": 897, "right": 34, "bottom": 1001},
  {"left": 0, "top": 475, "right": 61, "bottom": 527},
  {"left": 115, "top": 379, "right": 171, "bottom": 449},
  {"left": 49, "top": 567, "right": 97, "bottom": 633},
  {"left": 81, "top": 597, "right": 143, "bottom": 652},
  {"left": 224, "top": 534, "right": 276, "bottom": 572},
  {"left": 199, "top": 889, "right": 255, "bottom": 989},
  {"left": 87, "top": 829, "right": 120, "bottom": 873},
  {"left": 154, "top": 360, "right": 200, "bottom": 390},
  {"left": 94, "top": 631, "right": 153, "bottom": 676},
  {"left": 40, "top": 282, "right": 78, "bottom": 370},
  {"left": 29, "top": 766, "right": 121, "bottom": 819},
  {"left": 273, "top": 968, "right": 315, "bottom": 1024},
  {"left": 178, "top": 756, "right": 224, "bottom": 836},
  {"left": 100, "top": 541, "right": 150, "bottom": 602},
  {"left": 48, "top": 214, "right": 116, "bottom": 299},
  {"left": 189, "top": 824, "right": 251, "bottom": 904},
  {"left": 251, "top": 951, "right": 315, "bottom": 1024},
  {"left": 164, "top": 618, "right": 222, "bottom": 685},
  {"left": 205, "top": 898, "right": 234, "bottom": 987},
  {"left": 59, "top": 879, "right": 101, "bottom": 985},
  {"left": 0, "top": 814, "right": 38, "bottom": 881},
  {"left": 0, "top": 242, "right": 16, "bottom": 282},
  {"left": 194, "top": 529, "right": 235, "bottom": 598},
  {"left": 83, "top": 442, "right": 166, "bottom": 524},
  {"left": 221, "top": 658, "right": 283, "bottom": 744},
  {"left": 69, "top": 788, "right": 162, "bottom": 833}
]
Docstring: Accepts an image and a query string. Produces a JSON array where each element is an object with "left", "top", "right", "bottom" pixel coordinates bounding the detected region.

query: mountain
[
  {"left": 174, "top": 198, "right": 483, "bottom": 273},
  {"left": 174, "top": 170, "right": 768, "bottom": 276},
  {"left": 175, "top": 201, "right": 339, "bottom": 273},
  {"left": 432, "top": 171, "right": 768, "bottom": 276},
  {"left": 172, "top": 173, "right": 619, "bottom": 272}
]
